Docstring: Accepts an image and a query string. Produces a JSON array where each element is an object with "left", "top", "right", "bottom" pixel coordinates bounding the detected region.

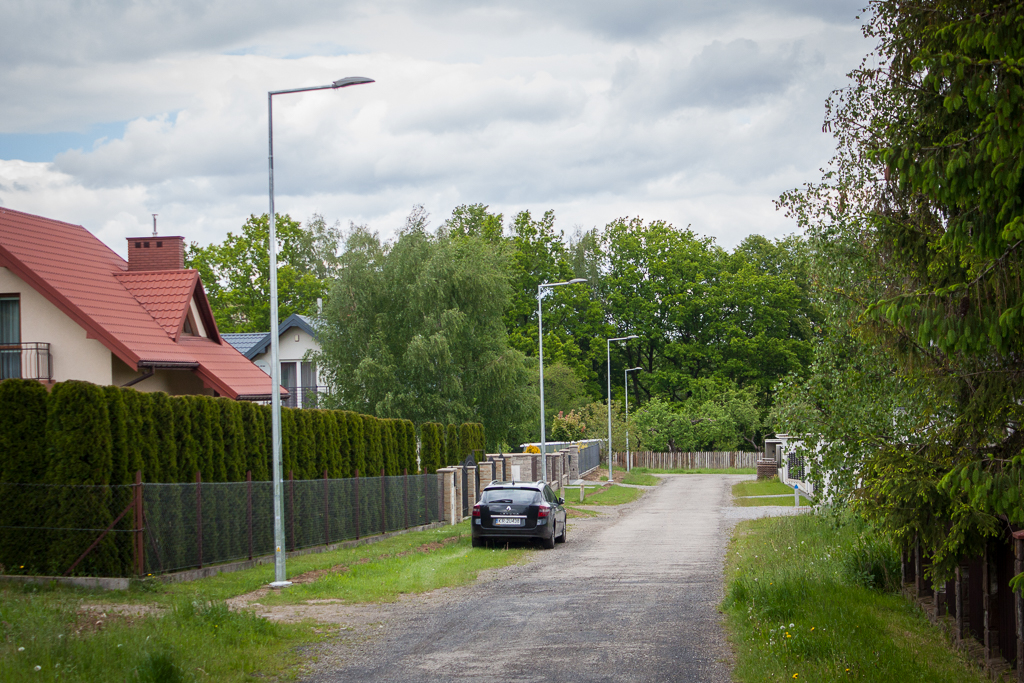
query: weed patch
[
  {"left": 722, "top": 512, "right": 987, "bottom": 683},
  {"left": 621, "top": 471, "right": 660, "bottom": 486},
  {"left": 564, "top": 485, "right": 642, "bottom": 506},
  {"left": 732, "top": 479, "right": 794, "bottom": 497}
]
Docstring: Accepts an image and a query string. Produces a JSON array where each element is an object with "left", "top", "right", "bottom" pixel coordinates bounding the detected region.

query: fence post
[
  {"left": 355, "top": 469, "right": 360, "bottom": 540},
  {"left": 1013, "top": 532, "right": 1023, "bottom": 682},
  {"left": 195, "top": 471, "right": 203, "bottom": 570},
  {"left": 954, "top": 563, "right": 965, "bottom": 641},
  {"left": 247, "top": 471, "right": 253, "bottom": 561},
  {"left": 289, "top": 470, "right": 295, "bottom": 551},
  {"left": 324, "top": 469, "right": 330, "bottom": 546},
  {"left": 380, "top": 468, "right": 386, "bottom": 535},
  {"left": 982, "top": 543, "right": 997, "bottom": 659},
  {"left": 133, "top": 470, "right": 144, "bottom": 577},
  {"left": 404, "top": 468, "right": 409, "bottom": 529}
]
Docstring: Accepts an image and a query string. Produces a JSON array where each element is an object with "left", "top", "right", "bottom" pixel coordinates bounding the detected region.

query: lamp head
[
  {"left": 568, "top": 278, "right": 587, "bottom": 284},
  {"left": 333, "top": 76, "right": 375, "bottom": 88},
  {"left": 626, "top": 335, "right": 639, "bottom": 340}
]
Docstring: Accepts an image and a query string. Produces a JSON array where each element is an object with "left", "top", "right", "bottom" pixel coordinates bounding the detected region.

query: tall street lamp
[
  {"left": 624, "top": 367, "right": 642, "bottom": 472},
  {"left": 537, "top": 278, "right": 587, "bottom": 480},
  {"left": 267, "top": 76, "right": 374, "bottom": 588},
  {"left": 607, "top": 335, "right": 639, "bottom": 483}
]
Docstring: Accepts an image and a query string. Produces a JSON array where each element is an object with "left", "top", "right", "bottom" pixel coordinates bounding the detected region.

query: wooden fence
[
  {"left": 904, "top": 532, "right": 1024, "bottom": 679},
  {"left": 614, "top": 451, "right": 758, "bottom": 470}
]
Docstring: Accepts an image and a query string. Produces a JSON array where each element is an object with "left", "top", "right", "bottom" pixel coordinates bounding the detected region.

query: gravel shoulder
[{"left": 296, "top": 473, "right": 786, "bottom": 683}]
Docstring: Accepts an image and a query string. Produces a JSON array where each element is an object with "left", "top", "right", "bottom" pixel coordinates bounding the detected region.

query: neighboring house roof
[
  {"left": 0, "top": 207, "right": 284, "bottom": 401},
  {"left": 221, "top": 332, "right": 268, "bottom": 357},
  {"left": 231, "top": 313, "right": 320, "bottom": 360}
]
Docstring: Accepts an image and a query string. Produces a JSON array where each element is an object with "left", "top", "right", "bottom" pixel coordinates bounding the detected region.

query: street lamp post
[
  {"left": 267, "top": 76, "right": 373, "bottom": 588},
  {"left": 624, "top": 367, "right": 642, "bottom": 472},
  {"left": 606, "top": 335, "right": 639, "bottom": 483},
  {"left": 537, "top": 278, "right": 587, "bottom": 481}
]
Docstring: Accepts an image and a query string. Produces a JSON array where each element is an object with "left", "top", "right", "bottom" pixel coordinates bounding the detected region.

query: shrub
[
  {"left": 0, "top": 379, "right": 50, "bottom": 572},
  {"left": 148, "top": 392, "right": 178, "bottom": 482},
  {"left": 401, "top": 420, "right": 417, "bottom": 474},
  {"left": 363, "top": 415, "right": 383, "bottom": 475},
  {"left": 240, "top": 401, "right": 268, "bottom": 480},
  {"left": 446, "top": 424, "right": 460, "bottom": 466},
  {"left": 420, "top": 423, "right": 443, "bottom": 473},
  {"left": 347, "top": 412, "right": 365, "bottom": 476},
  {"left": 172, "top": 396, "right": 199, "bottom": 481},
  {"left": 45, "top": 381, "right": 117, "bottom": 575}
]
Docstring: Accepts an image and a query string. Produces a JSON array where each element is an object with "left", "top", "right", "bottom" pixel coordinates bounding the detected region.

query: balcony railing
[
  {"left": 283, "top": 385, "right": 328, "bottom": 409},
  {"left": 0, "top": 342, "right": 52, "bottom": 381}
]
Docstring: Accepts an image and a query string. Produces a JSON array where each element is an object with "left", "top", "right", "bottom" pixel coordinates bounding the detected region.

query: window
[
  {"left": 0, "top": 295, "right": 20, "bottom": 379},
  {"left": 481, "top": 489, "right": 539, "bottom": 505}
]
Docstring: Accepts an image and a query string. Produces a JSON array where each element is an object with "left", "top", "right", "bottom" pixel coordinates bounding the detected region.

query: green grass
[
  {"left": 99, "top": 523, "right": 494, "bottom": 606},
  {"left": 564, "top": 485, "right": 643, "bottom": 506},
  {"left": 0, "top": 522, "right": 529, "bottom": 681},
  {"left": 733, "top": 496, "right": 813, "bottom": 507},
  {"left": 0, "top": 585, "right": 315, "bottom": 682},
  {"left": 621, "top": 470, "right": 660, "bottom": 486},
  {"left": 722, "top": 511, "right": 989, "bottom": 683},
  {"left": 632, "top": 467, "right": 756, "bottom": 475},
  {"left": 257, "top": 527, "right": 528, "bottom": 605},
  {"left": 733, "top": 479, "right": 795, "bottom": 497}
]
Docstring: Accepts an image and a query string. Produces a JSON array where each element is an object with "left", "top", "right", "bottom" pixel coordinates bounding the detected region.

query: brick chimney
[{"left": 126, "top": 236, "right": 185, "bottom": 271}]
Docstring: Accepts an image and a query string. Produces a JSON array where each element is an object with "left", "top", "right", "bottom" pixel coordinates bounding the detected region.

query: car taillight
[
  {"left": 537, "top": 503, "right": 550, "bottom": 518},
  {"left": 472, "top": 504, "right": 481, "bottom": 518}
]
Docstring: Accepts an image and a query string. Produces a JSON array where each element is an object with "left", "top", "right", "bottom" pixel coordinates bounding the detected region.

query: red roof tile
[
  {"left": 115, "top": 270, "right": 198, "bottom": 339},
  {"left": 0, "top": 207, "right": 282, "bottom": 400}
]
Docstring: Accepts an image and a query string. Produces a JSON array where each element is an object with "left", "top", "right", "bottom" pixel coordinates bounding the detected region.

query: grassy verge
[
  {"left": 257, "top": 527, "right": 528, "bottom": 605},
  {"left": 564, "top": 485, "right": 643, "bottom": 506},
  {"left": 733, "top": 496, "right": 812, "bottom": 507},
  {"left": 1, "top": 521, "right": 528, "bottom": 681},
  {"left": 733, "top": 479, "right": 794, "bottom": 497},
  {"left": 621, "top": 470, "right": 661, "bottom": 486},
  {"left": 722, "top": 512, "right": 988, "bottom": 683},
  {"left": 633, "top": 467, "right": 756, "bottom": 475},
  {"left": 0, "top": 584, "right": 315, "bottom": 682}
]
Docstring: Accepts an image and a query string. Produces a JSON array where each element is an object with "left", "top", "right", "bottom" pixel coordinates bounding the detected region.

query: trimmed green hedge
[
  {"left": 0, "top": 378, "right": 480, "bottom": 576},
  {"left": 0, "top": 379, "right": 463, "bottom": 487}
]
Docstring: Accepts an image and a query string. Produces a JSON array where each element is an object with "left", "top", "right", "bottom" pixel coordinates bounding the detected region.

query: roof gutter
[{"left": 136, "top": 360, "right": 201, "bottom": 369}]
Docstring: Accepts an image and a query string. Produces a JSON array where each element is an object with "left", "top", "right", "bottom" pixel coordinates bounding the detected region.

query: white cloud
[{"left": 0, "top": 1, "right": 872, "bottom": 252}]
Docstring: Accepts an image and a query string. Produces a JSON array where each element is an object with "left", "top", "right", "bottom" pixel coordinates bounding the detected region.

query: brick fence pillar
[{"left": 437, "top": 468, "right": 457, "bottom": 525}]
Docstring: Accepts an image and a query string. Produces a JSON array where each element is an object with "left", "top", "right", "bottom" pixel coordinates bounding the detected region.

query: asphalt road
[{"left": 305, "top": 474, "right": 761, "bottom": 683}]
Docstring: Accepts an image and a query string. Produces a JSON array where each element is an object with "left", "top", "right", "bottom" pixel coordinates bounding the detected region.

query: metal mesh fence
[
  {"left": 143, "top": 473, "right": 440, "bottom": 575},
  {"left": 579, "top": 442, "right": 601, "bottom": 474},
  {"left": 0, "top": 483, "right": 136, "bottom": 577}
]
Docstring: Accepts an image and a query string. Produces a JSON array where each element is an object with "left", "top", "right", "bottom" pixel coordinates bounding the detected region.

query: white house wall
[
  {"left": 0, "top": 266, "right": 113, "bottom": 385},
  {"left": 111, "top": 355, "right": 212, "bottom": 396},
  {"left": 251, "top": 326, "right": 324, "bottom": 385}
]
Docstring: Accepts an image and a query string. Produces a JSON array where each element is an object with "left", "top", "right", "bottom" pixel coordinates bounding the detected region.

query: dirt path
[{"left": 294, "top": 473, "right": 760, "bottom": 683}]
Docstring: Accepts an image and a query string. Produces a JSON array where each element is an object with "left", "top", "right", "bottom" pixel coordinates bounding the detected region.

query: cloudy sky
[{"left": 0, "top": 0, "right": 870, "bottom": 257}]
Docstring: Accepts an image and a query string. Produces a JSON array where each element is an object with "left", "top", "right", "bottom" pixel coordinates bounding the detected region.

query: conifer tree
[
  {"left": 0, "top": 380, "right": 50, "bottom": 572},
  {"left": 46, "top": 381, "right": 117, "bottom": 575},
  {"left": 149, "top": 391, "right": 178, "bottom": 482}
]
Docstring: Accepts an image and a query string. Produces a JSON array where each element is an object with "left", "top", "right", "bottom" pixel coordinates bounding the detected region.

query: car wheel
[
  {"left": 472, "top": 536, "right": 483, "bottom": 548},
  {"left": 556, "top": 521, "right": 566, "bottom": 544},
  {"left": 542, "top": 529, "right": 556, "bottom": 549}
]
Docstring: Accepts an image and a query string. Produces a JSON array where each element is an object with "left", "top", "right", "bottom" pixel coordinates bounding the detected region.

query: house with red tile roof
[{"left": 0, "top": 207, "right": 284, "bottom": 401}]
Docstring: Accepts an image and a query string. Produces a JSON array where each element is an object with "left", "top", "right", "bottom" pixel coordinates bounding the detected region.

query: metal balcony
[
  {"left": 0, "top": 342, "right": 52, "bottom": 381},
  {"left": 282, "top": 385, "right": 328, "bottom": 409}
]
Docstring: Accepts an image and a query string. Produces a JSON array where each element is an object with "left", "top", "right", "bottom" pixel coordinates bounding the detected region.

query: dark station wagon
[{"left": 471, "top": 481, "right": 568, "bottom": 549}]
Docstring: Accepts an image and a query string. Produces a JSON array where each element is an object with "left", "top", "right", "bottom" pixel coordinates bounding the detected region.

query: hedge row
[
  {"left": 0, "top": 380, "right": 423, "bottom": 489},
  {"left": 0, "top": 379, "right": 426, "bottom": 575},
  {"left": 418, "top": 421, "right": 486, "bottom": 473}
]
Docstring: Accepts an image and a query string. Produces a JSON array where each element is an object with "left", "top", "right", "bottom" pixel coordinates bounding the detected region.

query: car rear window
[{"left": 481, "top": 488, "right": 540, "bottom": 505}]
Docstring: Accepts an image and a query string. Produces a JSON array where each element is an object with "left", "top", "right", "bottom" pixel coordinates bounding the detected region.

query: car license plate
[{"left": 494, "top": 517, "right": 522, "bottom": 526}]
